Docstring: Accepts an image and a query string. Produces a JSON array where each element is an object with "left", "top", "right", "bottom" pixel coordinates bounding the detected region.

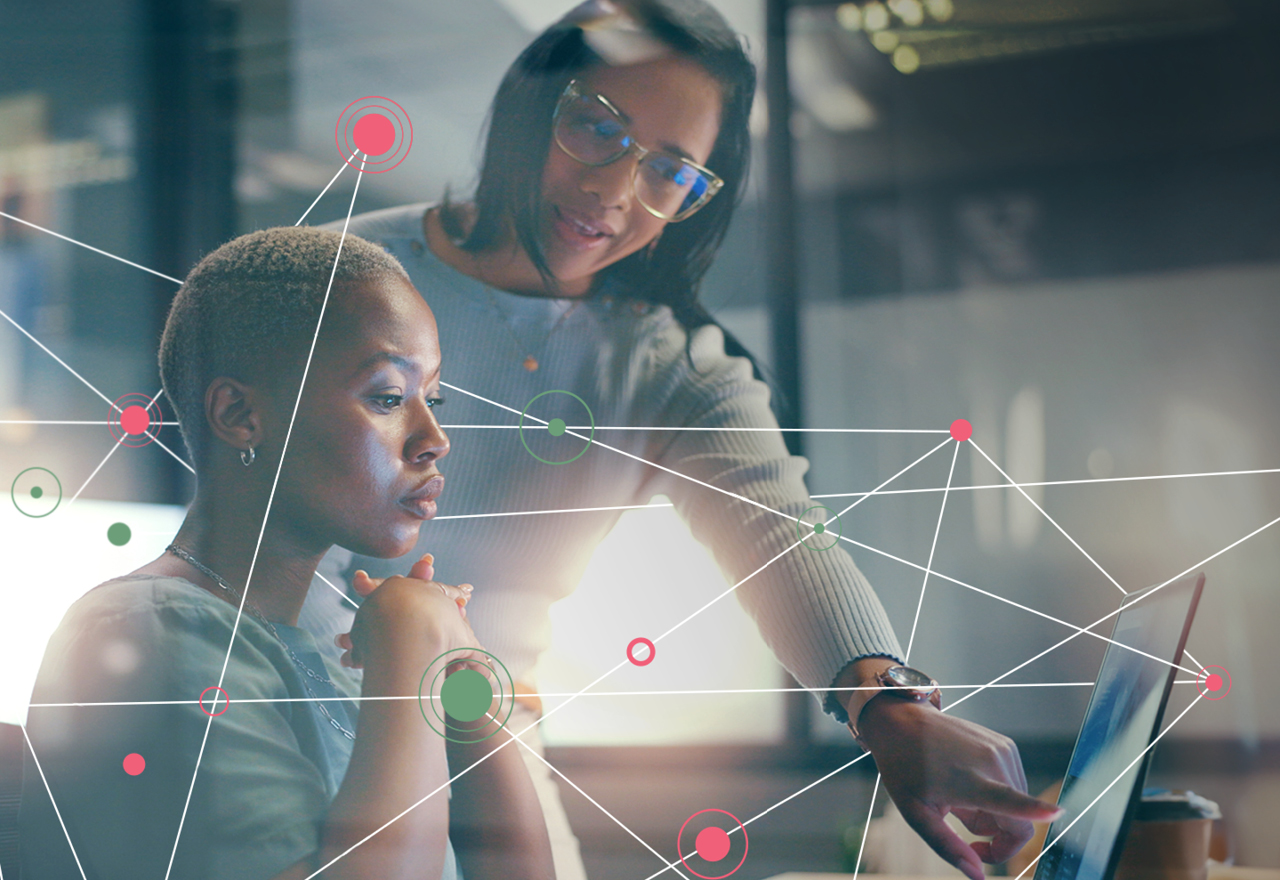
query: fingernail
[
  {"left": 420, "top": 552, "right": 434, "bottom": 564},
  {"left": 354, "top": 569, "right": 368, "bottom": 579},
  {"left": 460, "top": 583, "right": 473, "bottom": 591}
]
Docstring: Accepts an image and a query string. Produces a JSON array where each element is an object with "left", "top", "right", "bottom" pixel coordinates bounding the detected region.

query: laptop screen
[{"left": 1033, "top": 573, "right": 1203, "bottom": 880}]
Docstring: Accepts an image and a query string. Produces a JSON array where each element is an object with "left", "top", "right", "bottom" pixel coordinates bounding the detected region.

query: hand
[
  {"left": 858, "top": 699, "right": 1062, "bottom": 880},
  {"left": 341, "top": 552, "right": 477, "bottom": 671}
]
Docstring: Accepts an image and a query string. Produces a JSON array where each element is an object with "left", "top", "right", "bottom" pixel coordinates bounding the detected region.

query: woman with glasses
[{"left": 315, "top": 1, "right": 1059, "bottom": 878}]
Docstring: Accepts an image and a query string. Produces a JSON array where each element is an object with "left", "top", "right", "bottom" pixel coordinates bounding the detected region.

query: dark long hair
[{"left": 441, "top": 0, "right": 773, "bottom": 390}]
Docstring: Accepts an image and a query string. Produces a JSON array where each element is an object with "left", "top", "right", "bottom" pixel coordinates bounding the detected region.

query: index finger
[
  {"left": 962, "top": 781, "right": 1062, "bottom": 822},
  {"left": 898, "top": 800, "right": 986, "bottom": 880}
]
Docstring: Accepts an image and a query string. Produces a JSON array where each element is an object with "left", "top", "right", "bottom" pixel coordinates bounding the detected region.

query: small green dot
[
  {"left": 107, "top": 522, "right": 132, "bottom": 546},
  {"left": 547, "top": 418, "right": 567, "bottom": 437},
  {"left": 30, "top": 486, "right": 43, "bottom": 499},
  {"left": 440, "top": 668, "right": 493, "bottom": 723},
  {"left": 814, "top": 522, "right": 826, "bottom": 534}
]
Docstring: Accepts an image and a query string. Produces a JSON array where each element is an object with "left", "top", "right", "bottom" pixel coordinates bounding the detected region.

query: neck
[
  {"left": 167, "top": 491, "right": 327, "bottom": 626},
  {"left": 425, "top": 205, "right": 593, "bottom": 299}
]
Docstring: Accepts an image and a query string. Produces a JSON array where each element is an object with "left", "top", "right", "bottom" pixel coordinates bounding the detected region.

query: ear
[{"left": 204, "top": 376, "right": 266, "bottom": 457}]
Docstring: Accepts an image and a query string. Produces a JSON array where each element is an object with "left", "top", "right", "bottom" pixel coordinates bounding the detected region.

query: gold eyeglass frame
[{"left": 552, "top": 79, "right": 724, "bottom": 223}]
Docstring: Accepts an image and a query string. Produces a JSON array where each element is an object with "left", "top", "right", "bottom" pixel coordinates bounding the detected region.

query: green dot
[
  {"left": 107, "top": 522, "right": 132, "bottom": 546},
  {"left": 440, "top": 668, "right": 493, "bottom": 723},
  {"left": 30, "top": 486, "right": 43, "bottom": 499},
  {"left": 813, "top": 522, "right": 826, "bottom": 534},
  {"left": 547, "top": 418, "right": 567, "bottom": 437}
]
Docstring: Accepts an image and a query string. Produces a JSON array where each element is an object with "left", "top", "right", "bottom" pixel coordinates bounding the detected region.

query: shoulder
[{"left": 313, "top": 202, "right": 433, "bottom": 244}]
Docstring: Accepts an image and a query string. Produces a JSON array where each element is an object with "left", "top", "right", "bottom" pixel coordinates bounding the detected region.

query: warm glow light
[
  {"left": 925, "top": 0, "right": 954, "bottom": 23},
  {"left": 535, "top": 497, "right": 784, "bottom": 745},
  {"left": 888, "top": 0, "right": 925, "bottom": 28},
  {"left": 892, "top": 44, "right": 921, "bottom": 73},
  {"left": 872, "top": 31, "right": 901, "bottom": 52},
  {"left": 836, "top": 2, "right": 863, "bottom": 31},
  {"left": 862, "top": 2, "right": 891, "bottom": 32}
]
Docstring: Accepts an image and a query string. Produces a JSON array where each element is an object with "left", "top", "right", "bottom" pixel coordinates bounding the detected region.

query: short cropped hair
[{"left": 160, "top": 226, "right": 411, "bottom": 468}]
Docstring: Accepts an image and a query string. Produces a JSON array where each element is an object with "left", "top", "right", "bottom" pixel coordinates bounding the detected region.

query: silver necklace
[{"left": 166, "top": 543, "right": 356, "bottom": 740}]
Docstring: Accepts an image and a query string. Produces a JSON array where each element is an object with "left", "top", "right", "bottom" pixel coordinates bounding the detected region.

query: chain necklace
[
  {"left": 483, "top": 288, "right": 580, "bottom": 373},
  {"left": 166, "top": 543, "right": 356, "bottom": 741}
]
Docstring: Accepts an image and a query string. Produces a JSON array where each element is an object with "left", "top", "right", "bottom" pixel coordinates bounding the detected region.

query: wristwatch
[{"left": 847, "top": 664, "right": 942, "bottom": 747}]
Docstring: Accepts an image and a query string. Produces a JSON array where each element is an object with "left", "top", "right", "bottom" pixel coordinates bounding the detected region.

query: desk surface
[{"left": 764, "top": 869, "right": 1280, "bottom": 880}]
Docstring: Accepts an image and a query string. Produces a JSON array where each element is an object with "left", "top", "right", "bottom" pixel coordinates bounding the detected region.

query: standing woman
[{"left": 314, "top": 2, "right": 1059, "bottom": 878}]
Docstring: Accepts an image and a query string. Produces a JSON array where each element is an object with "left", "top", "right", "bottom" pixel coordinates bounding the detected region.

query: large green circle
[
  {"left": 796, "top": 505, "right": 841, "bottom": 550},
  {"left": 418, "top": 648, "right": 515, "bottom": 743},
  {"left": 107, "top": 522, "right": 132, "bottom": 546},
  {"left": 518, "top": 390, "right": 595, "bottom": 465},
  {"left": 11, "top": 467, "right": 62, "bottom": 518},
  {"left": 440, "top": 668, "right": 494, "bottom": 722}
]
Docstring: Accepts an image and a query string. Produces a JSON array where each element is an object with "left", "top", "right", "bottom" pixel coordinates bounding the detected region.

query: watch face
[{"left": 884, "top": 665, "right": 935, "bottom": 693}]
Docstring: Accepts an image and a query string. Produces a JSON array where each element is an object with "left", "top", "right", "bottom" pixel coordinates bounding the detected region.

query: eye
[
  {"left": 426, "top": 396, "right": 445, "bottom": 409},
  {"left": 370, "top": 393, "right": 404, "bottom": 411}
]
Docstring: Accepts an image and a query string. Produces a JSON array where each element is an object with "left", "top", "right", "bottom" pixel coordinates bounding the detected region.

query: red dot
[
  {"left": 696, "top": 826, "right": 731, "bottom": 862},
  {"left": 1206, "top": 674, "right": 1223, "bottom": 691},
  {"left": 122, "top": 753, "right": 146, "bottom": 775},
  {"left": 353, "top": 113, "right": 396, "bottom": 156},
  {"left": 950, "top": 419, "right": 972, "bottom": 442},
  {"left": 120, "top": 405, "right": 151, "bottom": 436}
]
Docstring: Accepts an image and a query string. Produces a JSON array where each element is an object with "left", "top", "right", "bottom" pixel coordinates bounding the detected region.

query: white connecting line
[
  {"left": 970, "top": 440, "right": 1127, "bottom": 596},
  {"left": 20, "top": 725, "right": 89, "bottom": 880},
  {"left": 163, "top": 153, "right": 370, "bottom": 880},
  {"left": 0, "top": 302, "right": 194, "bottom": 476}
]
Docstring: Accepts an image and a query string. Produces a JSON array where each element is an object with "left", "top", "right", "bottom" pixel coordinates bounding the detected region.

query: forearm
[
  {"left": 318, "top": 662, "right": 451, "bottom": 880},
  {"left": 446, "top": 719, "right": 554, "bottom": 880}
]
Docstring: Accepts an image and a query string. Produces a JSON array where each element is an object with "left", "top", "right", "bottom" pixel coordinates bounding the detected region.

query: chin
[{"left": 349, "top": 523, "right": 423, "bottom": 560}]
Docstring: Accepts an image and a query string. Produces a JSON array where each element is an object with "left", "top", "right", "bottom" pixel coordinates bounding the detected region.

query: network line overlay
[{"left": 1, "top": 98, "right": 1269, "bottom": 880}]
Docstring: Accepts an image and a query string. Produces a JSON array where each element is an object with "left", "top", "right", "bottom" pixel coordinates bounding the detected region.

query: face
[
  {"left": 538, "top": 55, "right": 722, "bottom": 294},
  {"left": 271, "top": 275, "right": 450, "bottom": 559}
]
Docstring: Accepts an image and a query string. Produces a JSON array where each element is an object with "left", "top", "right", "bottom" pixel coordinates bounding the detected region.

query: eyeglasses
[{"left": 552, "top": 80, "right": 723, "bottom": 223}]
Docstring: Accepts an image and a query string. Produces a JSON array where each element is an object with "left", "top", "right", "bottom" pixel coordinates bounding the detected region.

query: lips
[
  {"left": 400, "top": 474, "right": 444, "bottom": 520},
  {"left": 552, "top": 205, "right": 614, "bottom": 251}
]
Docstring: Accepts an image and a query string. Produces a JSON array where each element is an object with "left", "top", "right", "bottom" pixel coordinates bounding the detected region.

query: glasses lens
[
  {"left": 636, "top": 153, "right": 713, "bottom": 219},
  {"left": 554, "top": 94, "right": 630, "bottom": 164}
]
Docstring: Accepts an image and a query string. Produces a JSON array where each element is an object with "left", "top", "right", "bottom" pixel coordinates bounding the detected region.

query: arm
[
  {"left": 304, "top": 574, "right": 478, "bottom": 880},
  {"left": 445, "top": 714, "right": 555, "bottom": 880},
  {"left": 833, "top": 658, "right": 1061, "bottom": 880},
  {"left": 647, "top": 325, "right": 1058, "bottom": 878}
]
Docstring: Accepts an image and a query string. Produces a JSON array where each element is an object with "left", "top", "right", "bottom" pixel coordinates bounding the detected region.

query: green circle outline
[
  {"left": 11, "top": 467, "right": 63, "bottom": 518},
  {"left": 427, "top": 663, "right": 507, "bottom": 736},
  {"left": 519, "top": 390, "right": 595, "bottom": 465},
  {"left": 797, "top": 505, "right": 841, "bottom": 551},
  {"left": 418, "top": 648, "right": 515, "bottom": 743}
]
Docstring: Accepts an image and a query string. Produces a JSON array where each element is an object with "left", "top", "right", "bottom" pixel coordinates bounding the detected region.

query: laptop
[{"left": 1033, "top": 571, "right": 1204, "bottom": 880}]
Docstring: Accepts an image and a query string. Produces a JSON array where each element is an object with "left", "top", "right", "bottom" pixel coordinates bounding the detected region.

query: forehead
[
  {"left": 578, "top": 55, "right": 722, "bottom": 164},
  {"left": 322, "top": 275, "right": 440, "bottom": 370}
]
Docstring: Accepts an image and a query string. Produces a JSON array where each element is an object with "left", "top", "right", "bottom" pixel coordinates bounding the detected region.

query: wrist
[
  {"left": 842, "top": 662, "right": 942, "bottom": 746},
  {"left": 833, "top": 656, "right": 900, "bottom": 725}
]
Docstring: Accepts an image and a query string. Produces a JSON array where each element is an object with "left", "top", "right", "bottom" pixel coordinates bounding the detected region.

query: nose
[
  {"left": 580, "top": 151, "right": 638, "bottom": 210},
  {"left": 406, "top": 402, "right": 450, "bottom": 464}
]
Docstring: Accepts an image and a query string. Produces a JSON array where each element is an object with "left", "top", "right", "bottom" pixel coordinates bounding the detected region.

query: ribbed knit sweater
[{"left": 310, "top": 204, "right": 902, "bottom": 721}]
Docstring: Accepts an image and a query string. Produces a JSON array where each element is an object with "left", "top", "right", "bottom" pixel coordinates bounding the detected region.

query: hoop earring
[{"left": 240, "top": 446, "right": 256, "bottom": 467}]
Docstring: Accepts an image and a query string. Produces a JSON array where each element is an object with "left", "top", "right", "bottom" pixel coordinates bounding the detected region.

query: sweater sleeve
[{"left": 643, "top": 320, "right": 904, "bottom": 722}]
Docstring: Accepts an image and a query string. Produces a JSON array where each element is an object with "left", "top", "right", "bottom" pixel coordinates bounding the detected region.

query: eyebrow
[{"left": 353, "top": 351, "right": 419, "bottom": 376}]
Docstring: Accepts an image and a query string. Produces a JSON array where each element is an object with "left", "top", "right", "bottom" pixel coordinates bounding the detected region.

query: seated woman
[{"left": 19, "top": 227, "right": 554, "bottom": 879}]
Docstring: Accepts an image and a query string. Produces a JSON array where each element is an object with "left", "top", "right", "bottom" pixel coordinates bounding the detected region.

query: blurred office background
[{"left": 2, "top": 0, "right": 1279, "bottom": 876}]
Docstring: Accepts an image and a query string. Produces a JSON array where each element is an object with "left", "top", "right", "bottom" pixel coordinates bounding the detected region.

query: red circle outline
[
  {"left": 199, "top": 686, "right": 231, "bottom": 717},
  {"left": 108, "top": 394, "right": 163, "bottom": 448},
  {"left": 677, "top": 809, "right": 748, "bottom": 879},
  {"left": 334, "top": 97, "right": 413, "bottom": 174},
  {"left": 626, "top": 637, "right": 656, "bottom": 667},
  {"left": 1195, "top": 665, "right": 1231, "bottom": 700}
]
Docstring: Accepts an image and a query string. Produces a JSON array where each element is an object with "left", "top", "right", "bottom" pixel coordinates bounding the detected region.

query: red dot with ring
[
  {"left": 1195, "top": 665, "right": 1231, "bottom": 700},
  {"left": 677, "top": 808, "right": 749, "bottom": 879},
  {"left": 108, "top": 393, "right": 163, "bottom": 448},
  {"left": 626, "top": 637, "right": 656, "bottom": 667},
  {"left": 199, "top": 686, "right": 231, "bottom": 717}
]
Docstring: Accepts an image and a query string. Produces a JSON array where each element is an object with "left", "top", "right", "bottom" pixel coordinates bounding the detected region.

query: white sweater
[{"left": 307, "top": 204, "right": 902, "bottom": 721}]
